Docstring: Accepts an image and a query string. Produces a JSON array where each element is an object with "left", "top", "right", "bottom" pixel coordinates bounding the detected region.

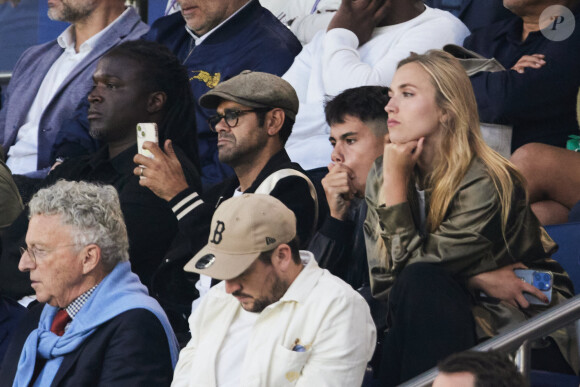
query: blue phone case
[{"left": 514, "top": 269, "right": 553, "bottom": 305}]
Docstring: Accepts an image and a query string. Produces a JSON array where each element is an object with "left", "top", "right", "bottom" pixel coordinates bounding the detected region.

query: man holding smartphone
[
  {"left": 0, "top": 40, "right": 200, "bottom": 305},
  {"left": 134, "top": 71, "right": 320, "bottom": 343}
]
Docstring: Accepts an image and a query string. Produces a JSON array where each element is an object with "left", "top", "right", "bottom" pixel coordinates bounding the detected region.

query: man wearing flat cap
[
  {"left": 171, "top": 194, "right": 376, "bottom": 386},
  {"left": 135, "top": 71, "right": 320, "bottom": 340}
]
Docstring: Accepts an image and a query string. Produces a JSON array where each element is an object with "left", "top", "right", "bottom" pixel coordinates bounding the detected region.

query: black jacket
[
  {"left": 152, "top": 149, "right": 319, "bottom": 341},
  {"left": 308, "top": 199, "right": 369, "bottom": 290},
  {"left": 307, "top": 200, "right": 387, "bottom": 330},
  {"left": 0, "top": 145, "right": 200, "bottom": 299}
]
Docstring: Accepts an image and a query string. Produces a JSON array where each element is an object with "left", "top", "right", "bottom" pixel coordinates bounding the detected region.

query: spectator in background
[
  {"left": 0, "top": 0, "right": 148, "bottom": 180},
  {"left": 283, "top": 0, "right": 469, "bottom": 183},
  {"left": 463, "top": 0, "right": 580, "bottom": 152},
  {"left": 144, "top": 0, "right": 302, "bottom": 187},
  {"left": 511, "top": 143, "right": 580, "bottom": 225},
  {"left": 433, "top": 351, "right": 528, "bottom": 387},
  {"left": 424, "top": 0, "right": 513, "bottom": 32},
  {"left": 365, "top": 50, "right": 576, "bottom": 385},
  {"left": 0, "top": 40, "right": 200, "bottom": 303},
  {"left": 309, "top": 86, "right": 389, "bottom": 292},
  {"left": 0, "top": 181, "right": 179, "bottom": 386},
  {"left": 509, "top": 89, "right": 580, "bottom": 225},
  {"left": 135, "top": 71, "right": 318, "bottom": 342},
  {"left": 261, "top": 0, "right": 341, "bottom": 44},
  {"left": 172, "top": 194, "right": 376, "bottom": 386}
]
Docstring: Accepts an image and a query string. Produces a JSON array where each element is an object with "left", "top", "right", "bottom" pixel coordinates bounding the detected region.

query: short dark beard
[
  {"left": 48, "top": 1, "right": 95, "bottom": 23},
  {"left": 244, "top": 277, "right": 289, "bottom": 313},
  {"left": 217, "top": 125, "right": 269, "bottom": 167}
]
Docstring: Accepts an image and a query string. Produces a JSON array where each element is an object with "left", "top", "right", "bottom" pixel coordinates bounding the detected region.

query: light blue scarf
[{"left": 13, "top": 261, "right": 180, "bottom": 387}]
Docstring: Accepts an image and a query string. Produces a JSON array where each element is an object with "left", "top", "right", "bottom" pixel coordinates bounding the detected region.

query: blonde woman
[{"left": 364, "top": 50, "right": 576, "bottom": 385}]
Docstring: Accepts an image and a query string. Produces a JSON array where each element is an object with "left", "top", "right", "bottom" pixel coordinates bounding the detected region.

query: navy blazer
[
  {"left": 0, "top": 7, "right": 149, "bottom": 178},
  {"left": 0, "top": 304, "right": 173, "bottom": 387}
]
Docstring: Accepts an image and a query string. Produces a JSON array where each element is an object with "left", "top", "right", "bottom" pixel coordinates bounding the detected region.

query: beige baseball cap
[
  {"left": 198, "top": 70, "right": 299, "bottom": 121},
  {"left": 183, "top": 194, "right": 297, "bottom": 280}
]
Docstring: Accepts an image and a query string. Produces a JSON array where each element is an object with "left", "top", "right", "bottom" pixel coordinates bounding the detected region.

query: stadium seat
[{"left": 544, "top": 222, "right": 580, "bottom": 294}]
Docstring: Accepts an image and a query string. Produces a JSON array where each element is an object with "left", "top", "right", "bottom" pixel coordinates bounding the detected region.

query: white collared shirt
[
  {"left": 172, "top": 251, "right": 376, "bottom": 387},
  {"left": 6, "top": 8, "right": 130, "bottom": 174}
]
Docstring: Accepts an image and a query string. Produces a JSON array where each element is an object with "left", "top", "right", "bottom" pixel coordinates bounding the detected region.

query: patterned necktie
[{"left": 50, "top": 309, "right": 71, "bottom": 336}]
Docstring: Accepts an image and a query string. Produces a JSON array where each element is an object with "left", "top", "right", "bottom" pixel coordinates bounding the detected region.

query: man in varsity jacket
[{"left": 134, "top": 71, "right": 319, "bottom": 342}]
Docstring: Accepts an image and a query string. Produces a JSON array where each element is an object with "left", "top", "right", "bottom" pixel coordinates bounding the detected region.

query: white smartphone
[{"left": 136, "top": 123, "right": 158, "bottom": 159}]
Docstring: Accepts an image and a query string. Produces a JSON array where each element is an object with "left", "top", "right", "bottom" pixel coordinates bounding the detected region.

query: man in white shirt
[
  {"left": 261, "top": 0, "right": 341, "bottom": 44},
  {"left": 172, "top": 194, "right": 376, "bottom": 386},
  {"left": 283, "top": 0, "right": 469, "bottom": 178},
  {"left": 0, "top": 0, "right": 148, "bottom": 179}
]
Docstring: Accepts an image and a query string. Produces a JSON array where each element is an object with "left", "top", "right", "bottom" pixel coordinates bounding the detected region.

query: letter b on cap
[{"left": 211, "top": 221, "right": 225, "bottom": 244}]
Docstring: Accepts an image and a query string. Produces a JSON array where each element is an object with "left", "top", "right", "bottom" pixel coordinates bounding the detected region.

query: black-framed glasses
[{"left": 207, "top": 108, "right": 272, "bottom": 132}]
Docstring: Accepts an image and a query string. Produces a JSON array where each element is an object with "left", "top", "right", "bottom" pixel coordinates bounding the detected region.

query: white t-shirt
[
  {"left": 260, "top": 0, "right": 341, "bottom": 44},
  {"left": 282, "top": 6, "right": 470, "bottom": 171},
  {"left": 215, "top": 308, "right": 259, "bottom": 386}
]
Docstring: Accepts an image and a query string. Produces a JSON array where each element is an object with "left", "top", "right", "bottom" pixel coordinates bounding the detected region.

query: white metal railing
[{"left": 400, "top": 294, "right": 580, "bottom": 386}]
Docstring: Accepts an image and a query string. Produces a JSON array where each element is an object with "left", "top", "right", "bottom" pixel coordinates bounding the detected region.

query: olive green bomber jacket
[
  {"left": 364, "top": 156, "right": 578, "bottom": 369},
  {"left": 364, "top": 156, "right": 571, "bottom": 299}
]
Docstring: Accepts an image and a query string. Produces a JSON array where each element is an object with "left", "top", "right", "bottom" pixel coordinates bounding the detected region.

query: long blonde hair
[{"left": 396, "top": 50, "right": 525, "bottom": 235}]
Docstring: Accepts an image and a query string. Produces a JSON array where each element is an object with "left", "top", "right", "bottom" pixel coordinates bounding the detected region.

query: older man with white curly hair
[{"left": 0, "top": 180, "right": 179, "bottom": 386}]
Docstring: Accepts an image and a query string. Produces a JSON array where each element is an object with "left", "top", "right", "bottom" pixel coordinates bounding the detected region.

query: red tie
[{"left": 50, "top": 309, "right": 71, "bottom": 336}]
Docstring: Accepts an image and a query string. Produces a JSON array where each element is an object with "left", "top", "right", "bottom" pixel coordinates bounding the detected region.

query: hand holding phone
[
  {"left": 473, "top": 264, "right": 550, "bottom": 308},
  {"left": 136, "top": 123, "right": 158, "bottom": 180},
  {"left": 137, "top": 123, "right": 158, "bottom": 159},
  {"left": 513, "top": 269, "right": 553, "bottom": 305}
]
